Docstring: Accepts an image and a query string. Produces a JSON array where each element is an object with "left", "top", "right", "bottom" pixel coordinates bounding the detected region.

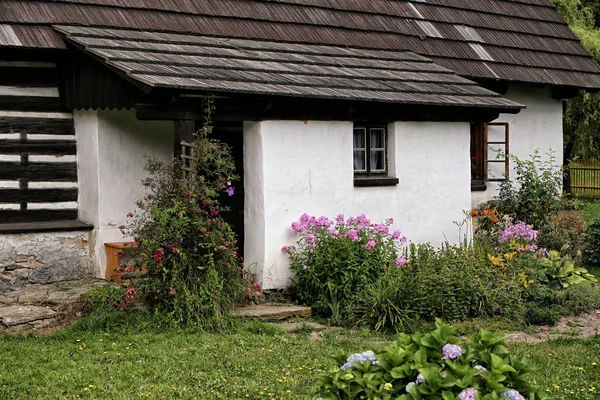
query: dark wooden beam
[
  {"left": 173, "top": 120, "right": 195, "bottom": 159},
  {"left": 0, "top": 139, "right": 76, "bottom": 155},
  {"left": 0, "top": 96, "right": 61, "bottom": 112},
  {"left": 0, "top": 162, "right": 77, "bottom": 182},
  {"left": 0, "top": 117, "right": 75, "bottom": 135},
  {"left": 137, "top": 96, "right": 507, "bottom": 124},
  {"left": 0, "top": 66, "right": 58, "bottom": 87},
  {"left": 0, "top": 209, "right": 78, "bottom": 223},
  {"left": 0, "top": 188, "right": 78, "bottom": 203},
  {"left": 473, "top": 79, "right": 509, "bottom": 96},
  {"left": 552, "top": 86, "right": 582, "bottom": 100}
]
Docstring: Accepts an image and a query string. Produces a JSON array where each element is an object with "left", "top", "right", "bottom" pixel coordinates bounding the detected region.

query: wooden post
[{"left": 173, "top": 120, "right": 195, "bottom": 159}]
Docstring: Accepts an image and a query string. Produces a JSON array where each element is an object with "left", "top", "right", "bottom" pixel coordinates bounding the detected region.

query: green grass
[{"left": 1, "top": 318, "right": 600, "bottom": 399}]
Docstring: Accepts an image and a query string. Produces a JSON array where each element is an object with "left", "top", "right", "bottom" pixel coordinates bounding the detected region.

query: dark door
[{"left": 202, "top": 121, "right": 245, "bottom": 258}]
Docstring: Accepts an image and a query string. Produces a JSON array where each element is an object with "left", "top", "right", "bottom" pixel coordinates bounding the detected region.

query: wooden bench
[{"left": 104, "top": 242, "right": 137, "bottom": 283}]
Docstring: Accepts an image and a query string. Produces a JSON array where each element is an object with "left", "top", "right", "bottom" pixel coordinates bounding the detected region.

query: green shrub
[
  {"left": 491, "top": 150, "right": 563, "bottom": 231},
  {"left": 125, "top": 98, "right": 249, "bottom": 329},
  {"left": 284, "top": 214, "right": 405, "bottom": 318},
  {"left": 559, "top": 282, "right": 600, "bottom": 315},
  {"left": 524, "top": 304, "right": 559, "bottom": 326},
  {"left": 82, "top": 286, "right": 127, "bottom": 313},
  {"left": 315, "top": 320, "right": 543, "bottom": 400},
  {"left": 584, "top": 218, "right": 600, "bottom": 264},
  {"left": 538, "top": 210, "right": 585, "bottom": 258},
  {"left": 346, "top": 243, "right": 526, "bottom": 332}
]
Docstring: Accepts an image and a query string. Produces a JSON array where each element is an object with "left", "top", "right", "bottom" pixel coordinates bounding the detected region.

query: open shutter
[{"left": 484, "top": 122, "right": 509, "bottom": 182}]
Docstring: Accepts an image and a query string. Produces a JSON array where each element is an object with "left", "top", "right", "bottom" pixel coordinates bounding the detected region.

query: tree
[{"left": 552, "top": 0, "right": 600, "bottom": 163}]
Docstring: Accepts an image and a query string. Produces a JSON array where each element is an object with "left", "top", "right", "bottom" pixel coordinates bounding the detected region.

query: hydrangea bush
[
  {"left": 316, "top": 320, "right": 544, "bottom": 400},
  {"left": 283, "top": 213, "right": 406, "bottom": 317}
]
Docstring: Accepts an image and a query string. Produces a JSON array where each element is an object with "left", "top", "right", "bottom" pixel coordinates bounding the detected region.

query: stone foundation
[{"left": 0, "top": 231, "right": 93, "bottom": 293}]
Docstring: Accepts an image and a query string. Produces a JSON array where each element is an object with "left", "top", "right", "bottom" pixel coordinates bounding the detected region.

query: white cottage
[{"left": 0, "top": 0, "right": 599, "bottom": 291}]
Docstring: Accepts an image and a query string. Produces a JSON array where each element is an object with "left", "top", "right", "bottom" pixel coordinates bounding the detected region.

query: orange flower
[
  {"left": 472, "top": 210, "right": 479, "bottom": 217},
  {"left": 482, "top": 209, "right": 494, "bottom": 216}
]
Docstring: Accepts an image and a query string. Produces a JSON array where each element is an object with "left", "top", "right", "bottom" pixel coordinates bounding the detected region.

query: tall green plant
[
  {"left": 124, "top": 96, "right": 249, "bottom": 328},
  {"left": 492, "top": 151, "right": 563, "bottom": 231}
]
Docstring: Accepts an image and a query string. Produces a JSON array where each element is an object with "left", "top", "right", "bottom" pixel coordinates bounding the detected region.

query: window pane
[
  {"left": 370, "top": 128, "right": 385, "bottom": 148},
  {"left": 354, "top": 150, "right": 366, "bottom": 172},
  {"left": 370, "top": 150, "right": 385, "bottom": 171},
  {"left": 353, "top": 128, "right": 366, "bottom": 149}
]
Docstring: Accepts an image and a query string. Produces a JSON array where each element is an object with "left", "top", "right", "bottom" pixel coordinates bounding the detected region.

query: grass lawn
[{"left": 1, "top": 319, "right": 599, "bottom": 399}]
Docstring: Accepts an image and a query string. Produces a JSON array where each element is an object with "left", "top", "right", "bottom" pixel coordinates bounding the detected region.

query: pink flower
[
  {"left": 303, "top": 265, "right": 308, "bottom": 270},
  {"left": 291, "top": 222, "right": 302, "bottom": 234},
  {"left": 396, "top": 257, "right": 406, "bottom": 267},
  {"left": 345, "top": 229, "right": 359, "bottom": 242},
  {"left": 226, "top": 186, "right": 235, "bottom": 196},
  {"left": 335, "top": 214, "right": 345, "bottom": 224},
  {"left": 364, "top": 240, "right": 376, "bottom": 249}
]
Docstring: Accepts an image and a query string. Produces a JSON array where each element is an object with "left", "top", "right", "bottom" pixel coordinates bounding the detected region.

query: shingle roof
[
  {"left": 0, "top": 0, "right": 598, "bottom": 89},
  {"left": 54, "top": 25, "right": 523, "bottom": 110}
]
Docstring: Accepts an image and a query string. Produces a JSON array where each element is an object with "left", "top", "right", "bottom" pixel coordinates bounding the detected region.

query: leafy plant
[
  {"left": 283, "top": 214, "right": 406, "bottom": 317},
  {"left": 583, "top": 218, "right": 600, "bottom": 264},
  {"left": 539, "top": 250, "right": 597, "bottom": 289},
  {"left": 346, "top": 242, "right": 526, "bottom": 332},
  {"left": 491, "top": 151, "right": 563, "bottom": 233},
  {"left": 124, "top": 96, "right": 250, "bottom": 328},
  {"left": 315, "top": 319, "right": 544, "bottom": 400}
]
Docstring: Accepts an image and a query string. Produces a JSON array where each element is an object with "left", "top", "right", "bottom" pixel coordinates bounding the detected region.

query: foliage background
[{"left": 552, "top": 0, "right": 600, "bottom": 163}]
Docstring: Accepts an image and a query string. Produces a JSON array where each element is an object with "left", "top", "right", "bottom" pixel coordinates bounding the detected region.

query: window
[
  {"left": 353, "top": 124, "right": 398, "bottom": 187},
  {"left": 471, "top": 122, "right": 509, "bottom": 190}
]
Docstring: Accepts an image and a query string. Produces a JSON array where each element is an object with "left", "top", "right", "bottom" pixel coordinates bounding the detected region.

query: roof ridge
[
  {"left": 54, "top": 25, "right": 600, "bottom": 74},
  {"left": 39, "top": 0, "right": 578, "bottom": 42}
]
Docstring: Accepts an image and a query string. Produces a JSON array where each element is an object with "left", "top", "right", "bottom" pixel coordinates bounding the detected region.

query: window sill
[
  {"left": 354, "top": 177, "right": 399, "bottom": 187},
  {"left": 471, "top": 181, "right": 487, "bottom": 192},
  {"left": 0, "top": 220, "right": 94, "bottom": 234}
]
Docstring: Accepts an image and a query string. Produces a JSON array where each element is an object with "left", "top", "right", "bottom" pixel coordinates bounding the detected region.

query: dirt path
[{"left": 505, "top": 310, "right": 600, "bottom": 343}]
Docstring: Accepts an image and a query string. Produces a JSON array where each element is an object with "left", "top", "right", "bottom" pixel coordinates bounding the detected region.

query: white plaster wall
[
  {"left": 244, "top": 120, "right": 472, "bottom": 289},
  {"left": 471, "top": 85, "right": 563, "bottom": 207},
  {"left": 75, "top": 109, "right": 173, "bottom": 277}
]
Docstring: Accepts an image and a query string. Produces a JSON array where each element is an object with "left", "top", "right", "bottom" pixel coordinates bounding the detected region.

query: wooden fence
[{"left": 570, "top": 160, "right": 600, "bottom": 197}]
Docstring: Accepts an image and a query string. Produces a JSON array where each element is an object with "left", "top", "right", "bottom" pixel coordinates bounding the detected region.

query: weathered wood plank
[
  {"left": 0, "top": 140, "right": 76, "bottom": 155},
  {"left": 0, "top": 210, "right": 78, "bottom": 223},
  {"left": 0, "top": 188, "right": 78, "bottom": 203},
  {"left": 0, "top": 162, "right": 77, "bottom": 182},
  {"left": 0, "top": 117, "right": 74, "bottom": 135}
]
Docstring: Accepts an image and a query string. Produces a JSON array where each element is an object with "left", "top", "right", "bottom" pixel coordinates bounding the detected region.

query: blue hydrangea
[
  {"left": 442, "top": 344, "right": 463, "bottom": 360},
  {"left": 501, "top": 389, "right": 526, "bottom": 400},
  {"left": 340, "top": 351, "right": 378, "bottom": 370},
  {"left": 458, "top": 388, "right": 478, "bottom": 400}
]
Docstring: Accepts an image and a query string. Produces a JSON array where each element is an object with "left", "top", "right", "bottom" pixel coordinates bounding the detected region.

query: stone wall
[{"left": 0, "top": 231, "right": 92, "bottom": 293}]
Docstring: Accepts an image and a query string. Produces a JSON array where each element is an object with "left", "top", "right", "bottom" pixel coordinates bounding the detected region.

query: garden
[
  {"left": 3, "top": 102, "right": 600, "bottom": 399},
  {"left": 1, "top": 142, "right": 599, "bottom": 399}
]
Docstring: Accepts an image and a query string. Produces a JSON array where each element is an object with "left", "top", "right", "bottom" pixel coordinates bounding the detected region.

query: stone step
[
  {"left": 230, "top": 304, "right": 311, "bottom": 321},
  {"left": 0, "top": 278, "right": 109, "bottom": 306},
  {"left": 0, "top": 305, "right": 57, "bottom": 329},
  {"left": 0, "top": 278, "right": 112, "bottom": 332}
]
